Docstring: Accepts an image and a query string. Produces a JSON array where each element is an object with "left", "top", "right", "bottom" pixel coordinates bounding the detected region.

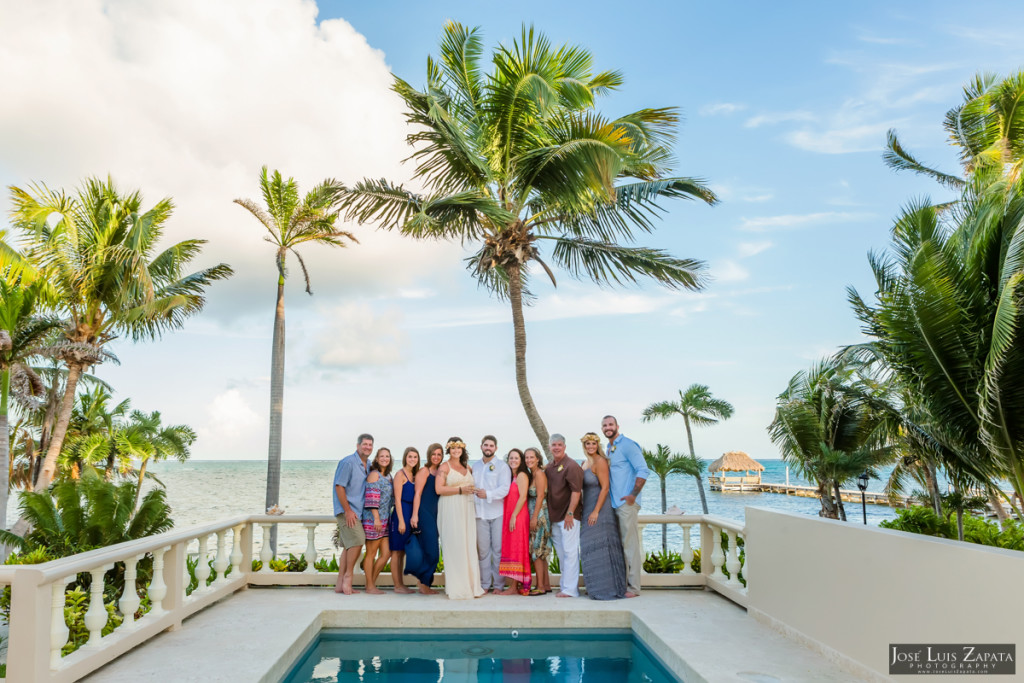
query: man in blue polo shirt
[
  {"left": 602, "top": 415, "right": 649, "bottom": 597},
  {"left": 333, "top": 433, "right": 372, "bottom": 594}
]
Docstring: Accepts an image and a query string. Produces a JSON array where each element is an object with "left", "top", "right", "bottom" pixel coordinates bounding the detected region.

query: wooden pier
[{"left": 710, "top": 479, "right": 910, "bottom": 507}]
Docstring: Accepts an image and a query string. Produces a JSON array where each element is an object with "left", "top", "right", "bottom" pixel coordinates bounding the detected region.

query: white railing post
[
  {"left": 680, "top": 523, "right": 694, "bottom": 575},
  {"left": 259, "top": 524, "right": 273, "bottom": 573},
  {"left": 709, "top": 523, "right": 725, "bottom": 580},
  {"left": 213, "top": 530, "right": 229, "bottom": 584},
  {"left": 50, "top": 578, "right": 71, "bottom": 668},
  {"left": 303, "top": 523, "right": 318, "bottom": 573},
  {"left": 725, "top": 529, "right": 742, "bottom": 588},
  {"left": 84, "top": 563, "right": 114, "bottom": 649},
  {"left": 118, "top": 554, "right": 144, "bottom": 630},
  {"left": 194, "top": 535, "right": 211, "bottom": 593},
  {"left": 230, "top": 524, "right": 244, "bottom": 578},
  {"left": 148, "top": 546, "right": 169, "bottom": 615}
]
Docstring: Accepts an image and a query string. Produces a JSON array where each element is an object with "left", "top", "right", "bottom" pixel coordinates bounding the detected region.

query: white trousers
[
  {"left": 551, "top": 519, "right": 580, "bottom": 597},
  {"left": 476, "top": 517, "right": 504, "bottom": 590}
]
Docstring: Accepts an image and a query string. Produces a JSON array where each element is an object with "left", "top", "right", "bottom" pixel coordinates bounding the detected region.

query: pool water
[{"left": 281, "top": 629, "right": 682, "bottom": 682}]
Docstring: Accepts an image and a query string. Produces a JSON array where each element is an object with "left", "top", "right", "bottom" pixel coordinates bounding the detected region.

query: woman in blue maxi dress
[{"left": 405, "top": 443, "right": 443, "bottom": 594}]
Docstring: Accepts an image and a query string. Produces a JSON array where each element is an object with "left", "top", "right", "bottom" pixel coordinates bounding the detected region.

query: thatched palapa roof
[{"left": 709, "top": 451, "right": 764, "bottom": 473}]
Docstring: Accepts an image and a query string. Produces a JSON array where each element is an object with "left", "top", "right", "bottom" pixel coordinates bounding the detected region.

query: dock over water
[{"left": 710, "top": 478, "right": 909, "bottom": 507}]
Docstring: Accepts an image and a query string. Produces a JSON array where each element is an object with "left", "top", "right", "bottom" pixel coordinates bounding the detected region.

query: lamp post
[{"left": 856, "top": 472, "right": 869, "bottom": 525}]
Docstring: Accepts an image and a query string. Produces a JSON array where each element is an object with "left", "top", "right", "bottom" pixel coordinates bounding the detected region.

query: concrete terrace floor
[{"left": 82, "top": 587, "right": 872, "bottom": 683}]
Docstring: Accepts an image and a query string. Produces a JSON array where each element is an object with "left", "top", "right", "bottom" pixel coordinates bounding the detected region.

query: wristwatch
[{"left": 566, "top": 511, "right": 574, "bottom": 518}]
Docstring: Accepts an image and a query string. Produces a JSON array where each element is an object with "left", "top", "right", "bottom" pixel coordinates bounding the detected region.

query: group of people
[{"left": 331, "top": 416, "right": 651, "bottom": 601}]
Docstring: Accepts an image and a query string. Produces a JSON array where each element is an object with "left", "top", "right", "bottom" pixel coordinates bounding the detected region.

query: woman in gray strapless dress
[{"left": 579, "top": 433, "right": 628, "bottom": 600}]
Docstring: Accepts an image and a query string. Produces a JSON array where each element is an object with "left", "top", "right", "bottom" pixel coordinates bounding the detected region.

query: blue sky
[{"left": 1, "top": 1, "right": 1022, "bottom": 462}]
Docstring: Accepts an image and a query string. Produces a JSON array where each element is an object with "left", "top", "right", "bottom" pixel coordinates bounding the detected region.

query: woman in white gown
[{"left": 435, "top": 436, "right": 484, "bottom": 600}]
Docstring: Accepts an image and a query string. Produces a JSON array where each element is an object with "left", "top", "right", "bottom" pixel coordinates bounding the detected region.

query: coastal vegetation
[
  {"left": 642, "top": 383, "right": 733, "bottom": 513},
  {"left": 768, "top": 70, "right": 1024, "bottom": 536},
  {"left": 336, "top": 22, "right": 716, "bottom": 456},
  {"left": 2, "top": 177, "right": 232, "bottom": 511},
  {"left": 234, "top": 167, "right": 356, "bottom": 551},
  {"left": 643, "top": 444, "right": 705, "bottom": 552}
]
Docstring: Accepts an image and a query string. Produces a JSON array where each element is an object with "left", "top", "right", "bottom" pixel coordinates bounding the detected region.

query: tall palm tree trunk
[
  {"left": 817, "top": 480, "right": 838, "bottom": 518},
  {"left": 0, "top": 368, "right": 10, "bottom": 532},
  {"left": 833, "top": 481, "right": 847, "bottom": 521},
  {"left": 507, "top": 265, "right": 551, "bottom": 459},
  {"left": 266, "top": 272, "right": 286, "bottom": 553},
  {"left": 660, "top": 477, "right": 668, "bottom": 553},
  {"left": 683, "top": 415, "right": 709, "bottom": 513},
  {"left": 693, "top": 474, "right": 709, "bottom": 514},
  {"left": 923, "top": 462, "right": 942, "bottom": 516},
  {"left": 134, "top": 457, "right": 149, "bottom": 511},
  {"left": 33, "top": 361, "right": 84, "bottom": 492}
]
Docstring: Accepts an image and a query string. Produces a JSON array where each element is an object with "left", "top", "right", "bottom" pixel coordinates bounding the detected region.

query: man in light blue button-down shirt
[{"left": 602, "top": 415, "right": 649, "bottom": 597}]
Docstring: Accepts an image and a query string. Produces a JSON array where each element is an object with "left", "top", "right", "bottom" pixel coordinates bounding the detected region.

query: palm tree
[
  {"left": 0, "top": 468, "right": 173, "bottom": 558},
  {"left": 7, "top": 177, "right": 233, "bottom": 494},
  {"left": 884, "top": 70, "right": 1024, "bottom": 190},
  {"left": 235, "top": 167, "right": 356, "bottom": 549},
  {"left": 848, "top": 177, "right": 1024, "bottom": 514},
  {"left": 336, "top": 23, "right": 716, "bottom": 455},
  {"left": 641, "top": 384, "right": 733, "bottom": 512},
  {"left": 768, "top": 357, "right": 894, "bottom": 519},
  {"left": 0, "top": 279, "right": 59, "bottom": 531},
  {"left": 643, "top": 444, "right": 695, "bottom": 552}
]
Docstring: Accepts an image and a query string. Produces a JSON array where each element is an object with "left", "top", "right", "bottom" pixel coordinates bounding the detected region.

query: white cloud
[
  {"left": 711, "top": 260, "right": 749, "bottom": 283},
  {"left": 739, "top": 211, "right": 871, "bottom": 232},
  {"left": 313, "top": 303, "right": 406, "bottom": 368},
  {"left": 743, "top": 111, "right": 816, "bottom": 128},
  {"left": 785, "top": 121, "right": 902, "bottom": 155},
  {"left": 0, "top": 0, "right": 460, "bottom": 322},
  {"left": 699, "top": 102, "right": 747, "bottom": 116},
  {"left": 198, "top": 389, "right": 260, "bottom": 441},
  {"left": 737, "top": 241, "right": 773, "bottom": 258}
]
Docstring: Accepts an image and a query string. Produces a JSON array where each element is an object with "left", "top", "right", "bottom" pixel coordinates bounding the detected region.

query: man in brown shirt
[{"left": 544, "top": 433, "right": 583, "bottom": 597}]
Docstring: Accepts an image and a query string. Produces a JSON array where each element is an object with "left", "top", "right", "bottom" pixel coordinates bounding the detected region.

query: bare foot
[
  {"left": 365, "top": 586, "right": 384, "bottom": 595},
  {"left": 394, "top": 586, "right": 413, "bottom": 594},
  {"left": 625, "top": 591, "right": 638, "bottom": 598},
  {"left": 417, "top": 584, "right": 438, "bottom": 595},
  {"left": 497, "top": 587, "right": 518, "bottom": 596},
  {"left": 555, "top": 592, "right": 574, "bottom": 598}
]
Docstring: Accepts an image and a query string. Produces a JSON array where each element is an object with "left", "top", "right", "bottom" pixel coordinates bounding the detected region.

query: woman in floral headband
[
  {"left": 579, "top": 432, "right": 628, "bottom": 599},
  {"left": 434, "top": 437, "right": 484, "bottom": 599}
]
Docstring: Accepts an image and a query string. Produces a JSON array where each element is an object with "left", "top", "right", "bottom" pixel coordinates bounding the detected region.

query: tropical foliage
[
  {"left": 235, "top": 167, "right": 356, "bottom": 549},
  {"left": 768, "top": 356, "right": 894, "bottom": 520},
  {"left": 336, "top": 22, "right": 716, "bottom": 454},
  {"left": 5, "top": 176, "right": 232, "bottom": 493},
  {"left": 643, "top": 444, "right": 703, "bottom": 552},
  {"left": 642, "top": 383, "right": 733, "bottom": 513}
]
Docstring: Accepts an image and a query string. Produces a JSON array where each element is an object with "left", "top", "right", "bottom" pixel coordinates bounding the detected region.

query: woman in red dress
[{"left": 498, "top": 448, "right": 532, "bottom": 595}]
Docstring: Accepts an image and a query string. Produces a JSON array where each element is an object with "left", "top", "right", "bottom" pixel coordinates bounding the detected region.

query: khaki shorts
[{"left": 336, "top": 513, "right": 366, "bottom": 549}]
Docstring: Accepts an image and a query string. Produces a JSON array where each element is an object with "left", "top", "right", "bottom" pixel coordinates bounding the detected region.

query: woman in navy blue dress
[
  {"left": 405, "top": 442, "right": 443, "bottom": 594},
  {"left": 388, "top": 446, "right": 419, "bottom": 593}
]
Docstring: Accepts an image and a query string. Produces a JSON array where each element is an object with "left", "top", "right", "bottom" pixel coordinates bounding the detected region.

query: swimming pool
[{"left": 281, "top": 629, "right": 682, "bottom": 682}]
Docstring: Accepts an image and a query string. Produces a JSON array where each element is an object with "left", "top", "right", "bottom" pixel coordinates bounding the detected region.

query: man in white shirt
[{"left": 472, "top": 435, "right": 511, "bottom": 593}]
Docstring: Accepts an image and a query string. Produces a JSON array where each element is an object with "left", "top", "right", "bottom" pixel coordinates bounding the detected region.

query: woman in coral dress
[
  {"left": 498, "top": 448, "right": 532, "bottom": 595},
  {"left": 435, "top": 437, "right": 484, "bottom": 600}
]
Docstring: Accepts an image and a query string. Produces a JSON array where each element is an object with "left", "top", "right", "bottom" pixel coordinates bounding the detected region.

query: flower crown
[
  {"left": 446, "top": 440, "right": 467, "bottom": 449},
  {"left": 580, "top": 433, "right": 601, "bottom": 444}
]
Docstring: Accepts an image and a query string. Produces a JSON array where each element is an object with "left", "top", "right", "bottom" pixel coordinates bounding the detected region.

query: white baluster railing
[{"left": 2, "top": 513, "right": 748, "bottom": 682}]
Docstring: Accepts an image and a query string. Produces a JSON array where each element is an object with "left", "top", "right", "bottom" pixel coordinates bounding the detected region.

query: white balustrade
[
  {"left": 259, "top": 523, "right": 273, "bottom": 573},
  {"left": 213, "top": 530, "right": 230, "bottom": 584},
  {"left": 709, "top": 524, "right": 726, "bottom": 580},
  {"left": 49, "top": 578, "right": 72, "bottom": 669},
  {"left": 230, "top": 525, "right": 243, "bottom": 577},
  {"left": 149, "top": 546, "right": 168, "bottom": 615},
  {"left": 725, "top": 530, "right": 742, "bottom": 587},
  {"left": 680, "top": 523, "right": 694, "bottom": 575},
  {"left": 85, "top": 564, "right": 114, "bottom": 648},
  {"left": 303, "top": 523, "right": 318, "bottom": 573},
  {"left": 194, "top": 535, "right": 211, "bottom": 593},
  {"left": 118, "top": 554, "right": 144, "bottom": 630}
]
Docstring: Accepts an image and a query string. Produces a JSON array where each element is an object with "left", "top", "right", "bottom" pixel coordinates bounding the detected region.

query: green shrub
[
  {"left": 314, "top": 555, "right": 339, "bottom": 572},
  {"left": 881, "top": 505, "right": 1024, "bottom": 551}
]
